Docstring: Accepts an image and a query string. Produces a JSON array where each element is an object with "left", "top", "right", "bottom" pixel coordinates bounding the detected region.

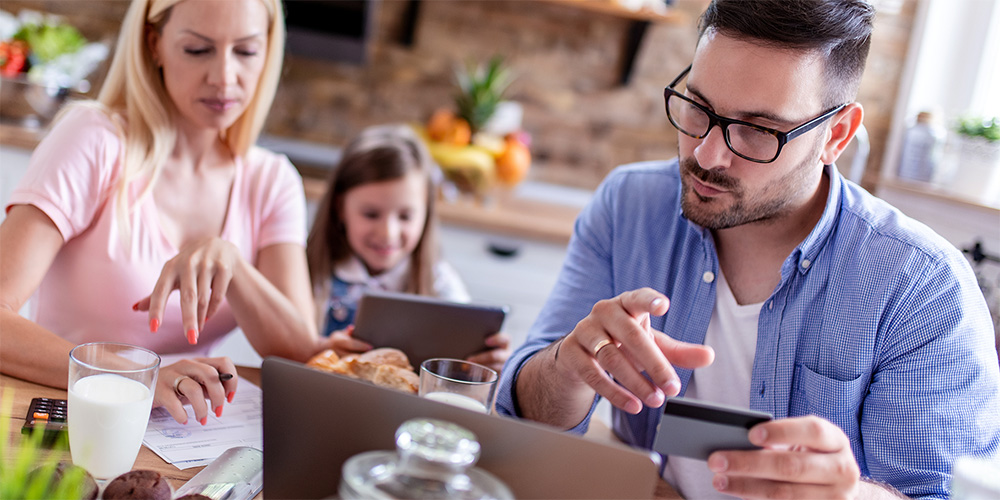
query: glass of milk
[
  {"left": 68, "top": 342, "right": 160, "bottom": 479},
  {"left": 418, "top": 358, "right": 498, "bottom": 414}
]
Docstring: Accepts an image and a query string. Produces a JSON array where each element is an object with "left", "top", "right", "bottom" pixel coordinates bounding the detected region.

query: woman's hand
[
  {"left": 317, "top": 325, "right": 373, "bottom": 358},
  {"left": 153, "top": 357, "right": 238, "bottom": 425},
  {"left": 466, "top": 331, "right": 511, "bottom": 373},
  {"left": 134, "top": 237, "right": 241, "bottom": 344}
]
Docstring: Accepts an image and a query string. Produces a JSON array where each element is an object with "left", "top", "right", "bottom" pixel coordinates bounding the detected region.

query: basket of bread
[{"left": 306, "top": 348, "right": 421, "bottom": 394}]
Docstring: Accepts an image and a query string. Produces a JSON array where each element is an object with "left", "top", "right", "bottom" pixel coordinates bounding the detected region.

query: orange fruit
[
  {"left": 496, "top": 140, "right": 531, "bottom": 186},
  {"left": 443, "top": 118, "right": 472, "bottom": 146},
  {"left": 427, "top": 108, "right": 455, "bottom": 142},
  {"left": 426, "top": 109, "right": 472, "bottom": 146}
]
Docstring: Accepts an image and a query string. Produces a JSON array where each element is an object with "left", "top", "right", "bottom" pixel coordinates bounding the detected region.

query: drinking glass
[
  {"left": 68, "top": 342, "right": 160, "bottom": 479},
  {"left": 418, "top": 358, "right": 498, "bottom": 414}
]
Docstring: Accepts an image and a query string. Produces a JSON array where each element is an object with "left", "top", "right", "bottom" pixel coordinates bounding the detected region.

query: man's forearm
[
  {"left": 859, "top": 477, "right": 909, "bottom": 499},
  {"left": 515, "top": 336, "right": 599, "bottom": 430}
]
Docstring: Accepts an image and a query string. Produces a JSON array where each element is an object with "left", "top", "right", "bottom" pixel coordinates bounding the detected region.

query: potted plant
[
  {"left": 941, "top": 115, "right": 1000, "bottom": 205},
  {"left": 0, "top": 394, "right": 97, "bottom": 499}
]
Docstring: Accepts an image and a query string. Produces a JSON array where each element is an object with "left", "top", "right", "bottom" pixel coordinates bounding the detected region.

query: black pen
[{"left": 219, "top": 372, "right": 234, "bottom": 382}]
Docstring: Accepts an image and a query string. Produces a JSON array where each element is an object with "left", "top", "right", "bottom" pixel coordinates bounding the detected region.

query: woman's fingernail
[
  {"left": 227, "top": 391, "right": 235, "bottom": 403},
  {"left": 132, "top": 301, "right": 139, "bottom": 311},
  {"left": 181, "top": 418, "right": 188, "bottom": 425},
  {"left": 215, "top": 405, "right": 223, "bottom": 418},
  {"left": 200, "top": 416, "right": 208, "bottom": 426},
  {"left": 149, "top": 318, "right": 159, "bottom": 333},
  {"left": 187, "top": 329, "right": 198, "bottom": 344}
]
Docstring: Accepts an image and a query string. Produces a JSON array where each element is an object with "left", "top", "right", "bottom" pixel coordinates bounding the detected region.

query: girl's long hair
[
  {"left": 80, "top": 0, "right": 285, "bottom": 241},
  {"left": 306, "top": 124, "right": 441, "bottom": 298}
]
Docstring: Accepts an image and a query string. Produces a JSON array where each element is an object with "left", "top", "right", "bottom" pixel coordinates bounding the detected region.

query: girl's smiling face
[{"left": 340, "top": 171, "right": 428, "bottom": 275}]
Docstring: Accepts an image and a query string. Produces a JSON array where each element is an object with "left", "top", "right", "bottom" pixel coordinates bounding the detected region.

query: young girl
[{"left": 307, "top": 124, "right": 509, "bottom": 371}]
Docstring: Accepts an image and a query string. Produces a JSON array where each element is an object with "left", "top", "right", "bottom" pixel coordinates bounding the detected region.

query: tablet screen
[{"left": 351, "top": 291, "right": 508, "bottom": 367}]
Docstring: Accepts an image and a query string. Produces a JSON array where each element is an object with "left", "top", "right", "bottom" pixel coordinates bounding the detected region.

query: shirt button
[
  {"left": 802, "top": 259, "right": 811, "bottom": 269},
  {"left": 768, "top": 301, "right": 774, "bottom": 310},
  {"left": 703, "top": 271, "right": 715, "bottom": 283}
]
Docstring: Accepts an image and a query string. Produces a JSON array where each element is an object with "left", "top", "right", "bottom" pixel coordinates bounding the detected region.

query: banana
[
  {"left": 428, "top": 142, "right": 495, "bottom": 172},
  {"left": 427, "top": 141, "right": 496, "bottom": 193}
]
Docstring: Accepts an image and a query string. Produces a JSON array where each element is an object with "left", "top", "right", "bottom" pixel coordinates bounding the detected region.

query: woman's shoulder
[
  {"left": 53, "top": 103, "right": 123, "bottom": 135},
  {"left": 244, "top": 145, "right": 296, "bottom": 170},
  {"left": 45, "top": 103, "right": 124, "bottom": 150},
  {"left": 242, "top": 145, "right": 303, "bottom": 184}
]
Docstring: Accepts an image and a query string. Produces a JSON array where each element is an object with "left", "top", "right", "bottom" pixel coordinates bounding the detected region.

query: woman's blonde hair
[
  {"left": 306, "top": 125, "right": 442, "bottom": 298},
  {"left": 92, "top": 0, "right": 285, "bottom": 240}
]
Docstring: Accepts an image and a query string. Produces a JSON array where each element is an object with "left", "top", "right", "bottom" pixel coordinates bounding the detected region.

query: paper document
[{"left": 142, "top": 376, "right": 262, "bottom": 470}]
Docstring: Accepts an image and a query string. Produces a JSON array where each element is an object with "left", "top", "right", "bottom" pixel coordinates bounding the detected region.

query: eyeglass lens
[{"left": 667, "top": 94, "right": 780, "bottom": 162}]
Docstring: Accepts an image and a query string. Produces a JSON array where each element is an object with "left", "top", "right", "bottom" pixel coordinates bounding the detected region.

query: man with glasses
[{"left": 496, "top": 0, "right": 1000, "bottom": 498}]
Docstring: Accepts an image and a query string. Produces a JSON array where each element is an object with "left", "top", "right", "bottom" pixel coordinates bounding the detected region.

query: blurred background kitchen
[{"left": 1, "top": 0, "right": 998, "bottom": 363}]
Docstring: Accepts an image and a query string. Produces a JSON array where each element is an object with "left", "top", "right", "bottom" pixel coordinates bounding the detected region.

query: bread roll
[
  {"left": 305, "top": 349, "right": 341, "bottom": 372},
  {"left": 371, "top": 364, "right": 420, "bottom": 393},
  {"left": 359, "top": 348, "right": 413, "bottom": 370},
  {"left": 305, "top": 348, "right": 418, "bottom": 394}
]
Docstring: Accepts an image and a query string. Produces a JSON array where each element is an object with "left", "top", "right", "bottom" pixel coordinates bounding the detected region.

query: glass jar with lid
[{"left": 340, "top": 418, "right": 513, "bottom": 500}]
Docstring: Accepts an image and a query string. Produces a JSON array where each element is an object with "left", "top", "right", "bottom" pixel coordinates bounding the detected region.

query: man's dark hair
[{"left": 698, "top": 0, "right": 875, "bottom": 107}]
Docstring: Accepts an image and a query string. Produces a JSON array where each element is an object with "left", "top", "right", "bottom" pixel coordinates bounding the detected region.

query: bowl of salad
[{"left": 0, "top": 9, "right": 108, "bottom": 127}]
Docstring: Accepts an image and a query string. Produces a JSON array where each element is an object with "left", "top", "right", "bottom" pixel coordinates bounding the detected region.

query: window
[{"left": 881, "top": 0, "right": 1000, "bottom": 203}]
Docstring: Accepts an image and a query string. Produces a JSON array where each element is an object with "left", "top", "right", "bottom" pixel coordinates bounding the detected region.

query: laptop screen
[{"left": 261, "top": 357, "right": 659, "bottom": 499}]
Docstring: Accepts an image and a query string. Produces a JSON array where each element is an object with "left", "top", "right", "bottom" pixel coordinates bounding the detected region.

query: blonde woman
[{"left": 0, "top": 0, "right": 318, "bottom": 425}]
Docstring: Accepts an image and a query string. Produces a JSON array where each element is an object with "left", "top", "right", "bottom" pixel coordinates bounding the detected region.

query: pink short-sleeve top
[{"left": 7, "top": 106, "right": 307, "bottom": 355}]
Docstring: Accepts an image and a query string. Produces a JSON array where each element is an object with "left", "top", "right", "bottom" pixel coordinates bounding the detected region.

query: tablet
[
  {"left": 652, "top": 397, "right": 773, "bottom": 461},
  {"left": 351, "top": 291, "right": 508, "bottom": 367}
]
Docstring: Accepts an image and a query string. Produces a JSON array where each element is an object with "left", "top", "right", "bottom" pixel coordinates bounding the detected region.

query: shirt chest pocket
[{"left": 791, "top": 363, "right": 869, "bottom": 458}]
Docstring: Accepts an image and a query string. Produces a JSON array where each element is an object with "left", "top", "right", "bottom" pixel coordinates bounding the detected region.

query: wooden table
[
  {"left": 2, "top": 368, "right": 681, "bottom": 499},
  {"left": 0, "top": 367, "right": 262, "bottom": 495}
]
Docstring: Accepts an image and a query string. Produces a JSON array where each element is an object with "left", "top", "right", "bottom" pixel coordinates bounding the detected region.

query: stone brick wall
[
  {"left": 3, "top": 0, "right": 914, "bottom": 191},
  {"left": 269, "top": 0, "right": 915, "bottom": 191}
]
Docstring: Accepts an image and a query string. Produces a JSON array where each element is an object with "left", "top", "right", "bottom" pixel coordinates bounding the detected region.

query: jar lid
[
  {"left": 396, "top": 418, "right": 480, "bottom": 468},
  {"left": 340, "top": 419, "right": 514, "bottom": 499}
]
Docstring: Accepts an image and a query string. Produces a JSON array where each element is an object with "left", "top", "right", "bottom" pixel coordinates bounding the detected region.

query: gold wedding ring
[
  {"left": 173, "top": 375, "right": 193, "bottom": 396},
  {"left": 592, "top": 339, "right": 614, "bottom": 358}
]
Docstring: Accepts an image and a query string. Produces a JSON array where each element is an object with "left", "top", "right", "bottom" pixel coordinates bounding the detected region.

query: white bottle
[{"left": 897, "top": 111, "right": 945, "bottom": 183}]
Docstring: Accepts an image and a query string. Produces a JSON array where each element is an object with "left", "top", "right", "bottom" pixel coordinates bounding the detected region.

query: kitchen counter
[
  {"left": 303, "top": 175, "right": 583, "bottom": 244},
  {"left": 1, "top": 124, "right": 583, "bottom": 244},
  {"left": 0, "top": 121, "right": 45, "bottom": 150}
]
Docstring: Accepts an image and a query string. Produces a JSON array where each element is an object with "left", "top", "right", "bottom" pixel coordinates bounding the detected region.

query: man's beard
[{"left": 679, "top": 150, "right": 818, "bottom": 230}]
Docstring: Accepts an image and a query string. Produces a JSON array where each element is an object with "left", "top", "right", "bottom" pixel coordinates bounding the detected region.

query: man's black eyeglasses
[{"left": 664, "top": 64, "right": 846, "bottom": 163}]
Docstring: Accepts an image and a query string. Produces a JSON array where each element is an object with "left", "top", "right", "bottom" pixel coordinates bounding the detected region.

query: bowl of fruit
[{"left": 416, "top": 56, "right": 532, "bottom": 199}]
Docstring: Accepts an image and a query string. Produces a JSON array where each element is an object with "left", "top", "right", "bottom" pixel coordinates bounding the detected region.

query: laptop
[{"left": 262, "top": 357, "right": 660, "bottom": 499}]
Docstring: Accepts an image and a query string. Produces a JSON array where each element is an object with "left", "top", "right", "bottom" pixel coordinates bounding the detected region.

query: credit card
[{"left": 652, "top": 397, "right": 772, "bottom": 461}]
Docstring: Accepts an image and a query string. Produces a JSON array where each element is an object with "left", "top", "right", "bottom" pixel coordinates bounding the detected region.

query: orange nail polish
[
  {"left": 199, "top": 416, "right": 207, "bottom": 426},
  {"left": 227, "top": 391, "right": 235, "bottom": 403},
  {"left": 182, "top": 419, "right": 188, "bottom": 425},
  {"left": 132, "top": 302, "right": 139, "bottom": 311},
  {"left": 187, "top": 328, "right": 198, "bottom": 344},
  {"left": 150, "top": 318, "right": 159, "bottom": 333},
  {"left": 215, "top": 405, "right": 223, "bottom": 418}
]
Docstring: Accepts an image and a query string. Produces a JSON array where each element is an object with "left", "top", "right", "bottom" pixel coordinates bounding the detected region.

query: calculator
[{"left": 21, "top": 397, "right": 69, "bottom": 445}]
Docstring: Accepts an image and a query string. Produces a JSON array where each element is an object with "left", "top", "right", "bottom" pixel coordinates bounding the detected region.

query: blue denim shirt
[{"left": 496, "top": 159, "right": 1000, "bottom": 499}]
